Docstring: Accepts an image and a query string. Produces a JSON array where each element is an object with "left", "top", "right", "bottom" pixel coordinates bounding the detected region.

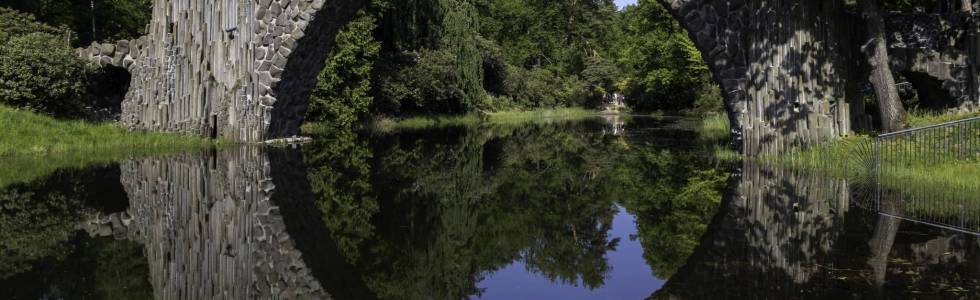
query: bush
[{"left": 0, "top": 32, "right": 92, "bottom": 117}]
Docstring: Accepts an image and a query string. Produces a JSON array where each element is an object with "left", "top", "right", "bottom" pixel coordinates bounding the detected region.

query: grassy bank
[
  {"left": 763, "top": 116, "right": 980, "bottom": 222},
  {"left": 907, "top": 109, "right": 980, "bottom": 127},
  {"left": 0, "top": 105, "right": 223, "bottom": 187},
  {"left": 0, "top": 106, "right": 220, "bottom": 157},
  {"left": 368, "top": 107, "right": 600, "bottom": 132}
]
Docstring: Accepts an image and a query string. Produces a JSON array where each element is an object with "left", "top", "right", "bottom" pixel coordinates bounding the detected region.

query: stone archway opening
[
  {"left": 902, "top": 71, "right": 962, "bottom": 111},
  {"left": 86, "top": 65, "right": 131, "bottom": 121}
]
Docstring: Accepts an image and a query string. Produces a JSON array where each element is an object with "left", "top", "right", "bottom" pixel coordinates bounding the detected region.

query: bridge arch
[{"left": 95, "top": 0, "right": 864, "bottom": 155}]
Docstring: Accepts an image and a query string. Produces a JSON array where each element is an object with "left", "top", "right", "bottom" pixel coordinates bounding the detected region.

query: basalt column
[
  {"left": 662, "top": 0, "right": 862, "bottom": 155},
  {"left": 112, "top": 0, "right": 366, "bottom": 142}
]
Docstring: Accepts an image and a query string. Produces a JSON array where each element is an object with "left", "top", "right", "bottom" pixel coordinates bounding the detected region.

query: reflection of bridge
[
  {"left": 80, "top": 148, "right": 331, "bottom": 299},
  {"left": 654, "top": 160, "right": 980, "bottom": 298}
]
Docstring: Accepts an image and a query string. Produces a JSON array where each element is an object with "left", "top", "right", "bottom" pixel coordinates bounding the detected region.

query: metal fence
[
  {"left": 875, "top": 116, "right": 980, "bottom": 168},
  {"left": 862, "top": 116, "right": 980, "bottom": 235}
]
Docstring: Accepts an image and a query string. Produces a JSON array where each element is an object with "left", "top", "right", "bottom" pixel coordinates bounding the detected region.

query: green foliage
[
  {"left": 0, "top": 7, "right": 69, "bottom": 42},
  {"left": 307, "top": 9, "right": 381, "bottom": 127},
  {"left": 376, "top": 48, "right": 475, "bottom": 114},
  {"left": 355, "top": 0, "right": 630, "bottom": 118},
  {"left": 907, "top": 109, "right": 980, "bottom": 127},
  {"left": 303, "top": 127, "right": 378, "bottom": 262},
  {"left": 477, "top": 0, "right": 622, "bottom": 74},
  {"left": 315, "top": 0, "right": 718, "bottom": 121},
  {"left": 0, "top": 177, "right": 153, "bottom": 299},
  {"left": 0, "top": 33, "right": 92, "bottom": 117},
  {"left": 501, "top": 66, "right": 588, "bottom": 109},
  {"left": 0, "top": 8, "right": 94, "bottom": 117},
  {"left": 614, "top": 0, "right": 721, "bottom": 113},
  {"left": 2, "top": 0, "right": 153, "bottom": 45},
  {"left": 438, "top": 0, "right": 486, "bottom": 111}
]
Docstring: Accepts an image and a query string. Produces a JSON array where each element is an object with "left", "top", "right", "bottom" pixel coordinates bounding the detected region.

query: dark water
[{"left": 1, "top": 117, "right": 978, "bottom": 299}]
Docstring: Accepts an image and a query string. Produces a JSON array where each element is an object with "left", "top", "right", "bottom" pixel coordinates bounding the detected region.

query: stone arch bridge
[{"left": 80, "top": 0, "right": 977, "bottom": 154}]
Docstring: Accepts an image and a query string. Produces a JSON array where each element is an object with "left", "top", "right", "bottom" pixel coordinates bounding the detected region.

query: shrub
[{"left": 0, "top": 32, "right": 92, "bottom": 117}]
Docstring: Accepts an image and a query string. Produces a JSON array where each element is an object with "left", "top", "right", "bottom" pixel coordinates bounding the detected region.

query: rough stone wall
[
  {"left": 83, "top": 0, "right": 366, "bottom": 142},
  {"left": 887, "top": 12, "right": 980, "bottom": 111},
  {"left": 82, "top": 147, "right": 329, "bottom": 299},
  {"left": 661, "top": 0, "right": 862, "bottom": 155}
]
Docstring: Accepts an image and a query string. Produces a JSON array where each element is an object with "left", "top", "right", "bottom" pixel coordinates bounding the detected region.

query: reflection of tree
[
  {"left": 3, "top": 235, "right": 152, "bottom": 299},
  {"left": 0, "top": 183, "right": 83, "bottom": 279},
  {"left": 303, "top": 128, "right": 378, "bottom": 263},
  {"left": 0, "top": 166, "right": 151, "bottom": 298},
  {"left": 0, "top": 166, "right": 127, "bottom": 280},
  {"left": 616, "top": 147, "right": 730, "bottom": 278},
  {"left": 305, "top": 121, "right": 633, "bottom": 299}
]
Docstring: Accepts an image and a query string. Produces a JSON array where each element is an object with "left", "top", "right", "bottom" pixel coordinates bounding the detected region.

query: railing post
[
  {"left": 876, "top": 137, "right": 882, "bottom": 211},
  {"left": 960, "top": 124, "right": 966, "bottom": 160}
]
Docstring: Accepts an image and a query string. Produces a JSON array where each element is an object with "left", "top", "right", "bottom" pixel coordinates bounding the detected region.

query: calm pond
[{"left": 1, "top": 117, "right": 978, "bottom": 299}]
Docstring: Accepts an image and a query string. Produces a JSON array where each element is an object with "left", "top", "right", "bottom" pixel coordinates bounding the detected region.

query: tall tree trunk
[
  {"left": 962, "top": 0, "right": 974, "bottom": 13},
  {"left": 861, "top": 0, "right": 909, "bottom": 133}
]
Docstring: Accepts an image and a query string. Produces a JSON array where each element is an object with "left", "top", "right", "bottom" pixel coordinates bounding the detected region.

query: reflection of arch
[
  {"left": 80, "top": 148, "right": 332, "bottom": 299},
  {"left": 90, "top": 0, "right": 867, "bottom": 155},
  {"left": 653, "top": 161, "right": 980, "bottom": 298},
  {"left": 653, "top": 161, "right": 852, "bottom": 298}
]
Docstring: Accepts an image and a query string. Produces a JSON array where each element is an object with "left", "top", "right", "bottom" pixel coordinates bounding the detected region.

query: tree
[
  {"left": 307, "top": 8, "right": 381, "bottom": 127},
  {"left": 861, "top": 0, "right": 909, "bottom": 132},
  {"left": 613, "top": 0, "right": 721, "bottom": 113},
  {"left": 1, "top": 0, "right": 152, "bottom": 46}
]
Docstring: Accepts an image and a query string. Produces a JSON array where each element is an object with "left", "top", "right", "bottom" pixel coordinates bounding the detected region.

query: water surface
[{"left": 1, "top": 116, "right": 978, "bottom": 299}]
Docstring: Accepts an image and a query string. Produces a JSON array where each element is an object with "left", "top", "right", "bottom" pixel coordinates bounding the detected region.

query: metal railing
[
  {"left": 876, "top": 115, "right": 980, "bottom": 165},
  {"left": 864, "top": 116, "right": 980, "bottom": 235}
]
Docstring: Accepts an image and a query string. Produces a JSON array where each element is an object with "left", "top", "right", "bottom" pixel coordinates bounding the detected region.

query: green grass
[
  {"left": 693, "top": 113, "right": 740, "bottom": 162},
  {"left": 0, "top": 105, "right": 224, "bottom": 188},
  {"left": 696, "top": 113, "right": 731, "bottom": 143},
  {"left": 765, "top": 130, "right": 980, "bottom": 222},
  {"left": 761, "top": 109, "right": 980, "bottom": 223},
  {"left": 366, "top": 107, "right": 600, "bottom": 132},
  {"left": 908, "top": 109, "right": 980, "bottom": 127}
]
